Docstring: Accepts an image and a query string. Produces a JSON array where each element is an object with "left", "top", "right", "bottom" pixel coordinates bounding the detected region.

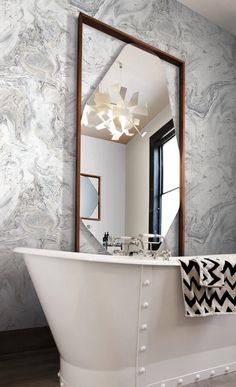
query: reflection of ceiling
[
  {"left": 82, "top": 44, "right": 170, "bottom": 144},
  {"left": 177, "top": 0, "right": 236, "bottom": 37}
]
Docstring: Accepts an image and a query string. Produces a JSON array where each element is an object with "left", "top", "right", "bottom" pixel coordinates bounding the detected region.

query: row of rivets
[
  {"left": 137, "top": 272, "right": 151, "bottom": 384},
  {"left": 166, "top": 367, "right": 231, "bottom": 386},
  {"left": 57, "top": 371, "right": 64, "bottom": 387}
]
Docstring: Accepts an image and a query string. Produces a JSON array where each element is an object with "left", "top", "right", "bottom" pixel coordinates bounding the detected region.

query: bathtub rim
[{"left": 13, "top": 247, "right": 236, "bottom": 267}]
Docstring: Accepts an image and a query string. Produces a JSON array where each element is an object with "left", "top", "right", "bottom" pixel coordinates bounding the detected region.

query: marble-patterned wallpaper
[{"left": 0, "top": 0, "right": 236, "bottom": 330}]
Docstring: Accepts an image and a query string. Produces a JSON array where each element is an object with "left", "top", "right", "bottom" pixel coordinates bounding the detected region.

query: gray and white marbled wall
[{"left": 0, "top": 0, "right": 236, "bottom": 330}]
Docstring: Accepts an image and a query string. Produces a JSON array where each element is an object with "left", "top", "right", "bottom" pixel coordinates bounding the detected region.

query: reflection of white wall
[
  {"left": 125, "top": 105, "right": 173, "bottom": 236},
  {"left": 81, "top": 135, "right": 126, "bottom": 243}
]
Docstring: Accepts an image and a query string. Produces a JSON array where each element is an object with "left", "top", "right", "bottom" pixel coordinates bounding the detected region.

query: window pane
[
  {"left": 163, "top": 136, "right": 179, "bottom": 192},
  {"left": 161, "top": 188, "right": 179, "bottom": 236}
]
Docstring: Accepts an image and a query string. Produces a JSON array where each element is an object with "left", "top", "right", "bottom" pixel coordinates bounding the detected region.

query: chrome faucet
[
  {"left": 106, "top": 233, "right": 171, "bottom": 259},
  {"left": 138, "top": 233, "right": 171, "bottom": 260},
  {"left": 127, "top": 237, "right": 143, "bottom": 255}
]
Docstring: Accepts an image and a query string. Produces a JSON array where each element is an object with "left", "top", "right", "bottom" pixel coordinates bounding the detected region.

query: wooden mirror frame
[{"left": 75, "top": 12, "right": 185, "bottom": 255}]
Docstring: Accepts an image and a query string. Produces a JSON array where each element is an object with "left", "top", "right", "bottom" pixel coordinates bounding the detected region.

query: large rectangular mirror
[{"left": 76, "top": 13, "right": 185, "bottom": 255}]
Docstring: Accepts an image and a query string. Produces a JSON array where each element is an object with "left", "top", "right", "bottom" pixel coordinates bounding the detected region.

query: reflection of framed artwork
[{"left": 80, "top": 173, "right": 101, "bottom": 220}]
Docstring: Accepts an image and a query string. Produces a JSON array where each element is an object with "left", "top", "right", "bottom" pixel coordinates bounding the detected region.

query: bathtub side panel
[
  {"left": 145, "top": 265, "right": 236, "bottom": 384},
  {"left": 24, "top": 255, "right": 141, "bottom": 375}
]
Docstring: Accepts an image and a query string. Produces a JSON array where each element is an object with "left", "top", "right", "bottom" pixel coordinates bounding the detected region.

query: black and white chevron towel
[
  {"left": 198, "top": 258, "right": 224, "bottom": 287},
  {"left": 179, "top": 258, "right": 236, "bottom": 317}
]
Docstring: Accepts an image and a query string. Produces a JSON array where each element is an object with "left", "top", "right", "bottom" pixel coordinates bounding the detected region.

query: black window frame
[{"left": 149, "top": 119, "right": 177, "bottom": 246}]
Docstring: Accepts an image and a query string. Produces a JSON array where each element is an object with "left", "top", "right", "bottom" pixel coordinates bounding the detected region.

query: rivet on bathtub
[
  {"left": 225, "top": 366, "right": 230, "bottom": 373},
  {"left": 141, "top": 323, "right": 147, "bottom": 331},
  {"left": 140, "top": 345, "right": 146, "bottom": 352},
  {"left": 210, "top": 370, "right": 215, "bottom": 377},
  {"left": 161, "top": 384, "right": 166, "bottom": 387},
  {"left": 177, "top": 378, "right": 183, "bottom": 385},
  {"left": 57, "top": 372, "right": 60, "bottom": 377},
  {"left": 60, "top": 382, "right": 64, "bottom": 387},
  {"left": 139, "top": 367, "right": 146, "bottom": 374},
  {"left": 195, "top": 374, "right": 200, "bottom": 381},
  {"left": 142, "top": 302, "right": 149, "bottom": 308},
  {"left": 143, "top": 279, "right": 151, "bottom": 286}
]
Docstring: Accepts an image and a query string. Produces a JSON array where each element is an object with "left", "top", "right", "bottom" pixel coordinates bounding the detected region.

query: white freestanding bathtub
[{"left": 14, "top": 248, "right": 236, "bottom": 387}]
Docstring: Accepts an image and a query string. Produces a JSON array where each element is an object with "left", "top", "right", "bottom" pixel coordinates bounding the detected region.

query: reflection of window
[{"left": 149, "top": 120, "right": 179, "bottom": 238}]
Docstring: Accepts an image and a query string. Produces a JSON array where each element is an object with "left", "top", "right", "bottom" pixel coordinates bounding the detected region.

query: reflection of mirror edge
[
  {"left": 80, "top": 173, "right": 101, "bottom": 221},
  {"left": 76, "top": 12, "right": 185, "bottom": 255}
]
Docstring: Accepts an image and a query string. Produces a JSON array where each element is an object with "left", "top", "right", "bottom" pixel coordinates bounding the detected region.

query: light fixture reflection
[{"left": 82, "top": 83, "right": 148, "bottom": 141}]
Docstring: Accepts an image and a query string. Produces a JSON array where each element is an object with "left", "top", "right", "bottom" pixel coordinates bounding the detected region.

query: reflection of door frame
[
  {"left": 76, "top": 13, "right": 185, "bottom": 255},
  {"left": 149, "top": 119, "right": 176, "bottom": 240}
]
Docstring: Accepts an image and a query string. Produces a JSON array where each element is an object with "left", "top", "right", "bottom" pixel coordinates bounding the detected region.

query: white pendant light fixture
[{"left": 82, "top": 62, "right": 148, "bottom": 141}]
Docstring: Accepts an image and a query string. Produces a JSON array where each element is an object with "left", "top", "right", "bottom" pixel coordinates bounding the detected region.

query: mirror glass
[{"left": 80, "top": 44, "right": 179, "bottom": 249}]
